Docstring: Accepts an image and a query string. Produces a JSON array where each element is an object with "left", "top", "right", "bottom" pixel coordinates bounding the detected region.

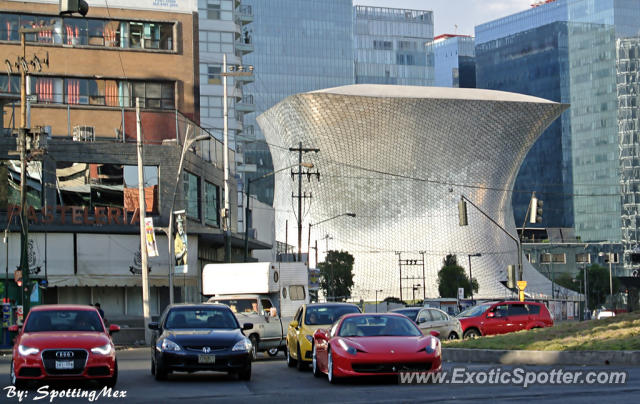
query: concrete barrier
[{"left": 443, "top": 348, "right": 640, "bottom": 366}]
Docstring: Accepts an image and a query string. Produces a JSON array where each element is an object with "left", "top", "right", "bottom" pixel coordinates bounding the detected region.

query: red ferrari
[
  {"left": 9, "top": 304, "right": 120, "bottom": 388},
  {"left": 312, "top": 313, "right": 441, "bottom": 383}
]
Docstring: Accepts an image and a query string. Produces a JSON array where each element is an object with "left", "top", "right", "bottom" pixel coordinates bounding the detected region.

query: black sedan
[{"left": 149, "top": 303, "right": 253, "bottom": 381}]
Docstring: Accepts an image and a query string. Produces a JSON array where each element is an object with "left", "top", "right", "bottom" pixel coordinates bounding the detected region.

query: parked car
[
  {"left": 392, "top": 307, "right": 463, "bottom": 340},
  {"left": 457, "top": 301, "right": 553, "bottom": 338},
  {"left": 311, "top": 313, "right": 442, "bottom": 383},
  {"left": 286, "top": 303, "right": 361, "bottom": 370},
  {"left": 9, "top": 304, "right": 120, "bottom": 388},
  {"left": 594, "top": 307, "right": 616, "bottom": 320},
  {"left": 149, "top": 303, "right": 253, "bottom": 381}
]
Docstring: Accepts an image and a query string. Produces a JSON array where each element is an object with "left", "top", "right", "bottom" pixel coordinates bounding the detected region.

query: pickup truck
[{"left": 208, "top": 294, "right": 287, "bottom": 359}]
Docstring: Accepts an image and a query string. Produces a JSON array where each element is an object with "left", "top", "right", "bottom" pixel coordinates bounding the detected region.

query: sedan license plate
[
  {"left": 55, "top": 360, "right": 74, "bottom": 370},
  {"left": 198, "top": 354, "right": 215, "bottom": 364}
]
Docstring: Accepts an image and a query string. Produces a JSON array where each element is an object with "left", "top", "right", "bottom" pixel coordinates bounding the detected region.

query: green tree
[
  {"left": 554, "top": 272, "right": 580, "bottom": 293},
  {"left": 318, "top": 250, "right": 355, "bottom": 302},
  {"left": 577, "top": 264, "right": 621, "bottom": 310},
  {"left": 437, "top": 254, "right": 478, "bottom": 299}
]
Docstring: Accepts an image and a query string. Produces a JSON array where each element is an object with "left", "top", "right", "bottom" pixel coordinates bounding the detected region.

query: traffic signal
[
  {"left": 529, "top": 194, "right": 543, "bottom": 224},
  {"left": 458, "top": 198, "right": 468, "bottom": 226},
  {"left": 59, "top": 0, "right": 89, "bottom": 17},
  {"left": 507, "top": 265, "right": 516, "bottom": 289}
]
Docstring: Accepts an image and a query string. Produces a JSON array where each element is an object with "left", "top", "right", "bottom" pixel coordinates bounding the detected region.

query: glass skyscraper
[
  {"left": 476, "top": 0, "right": 640, "bottom": 244},
  {"left": 429, "top": 34, "right": 476, "bottom": 88},
  {"left": 353, "top": 6, "right": 434, "bottom": 86},
  {"left": 242, "top": 0, "right": 355, "bottom": 205}
]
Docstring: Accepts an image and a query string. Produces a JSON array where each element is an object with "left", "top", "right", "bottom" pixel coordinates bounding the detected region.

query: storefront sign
[
  {"left": 7, "top": 204, "right": 143, "bottom": 226},
  {"left": 16, "top": 305, "right": 23, "bottom": 325},
  {"left": 2, "top": 303, "right": 10, "bottom": 327}
]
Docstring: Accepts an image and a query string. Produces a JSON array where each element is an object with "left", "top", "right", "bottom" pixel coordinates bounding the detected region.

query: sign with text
[
  {"left": 144, "top": 218, "right": 159, "bottom": 257},
  {"left": 174, "top": 210, "right": 188, "bottom": 274}
]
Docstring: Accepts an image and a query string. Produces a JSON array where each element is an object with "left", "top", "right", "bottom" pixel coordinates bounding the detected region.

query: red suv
[
  {"left": 9, "top": 305, "right": 120, "bottom": 388},
  {"left": 457, "top": 301, "right": 553, "bottom": 339}
]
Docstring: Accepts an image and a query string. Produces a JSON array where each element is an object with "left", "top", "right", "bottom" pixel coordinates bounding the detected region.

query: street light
[
  {"left": 167, "top": 129, "right": 210, "bottom": 304},
  {"left": 307, "top": 213, "right": 356, "bottom": 268},
  {"left": 375, "top": 289, "right": 383, "bottom": 313},
  {"left": 467, "top": 253, "right": 481, "bottom": 302},
  {"left": 243, "top": 162, "right": 314, "bottom": 262},
  {"left": 598, "top": 251, "right": 615, "bottom": 308}
]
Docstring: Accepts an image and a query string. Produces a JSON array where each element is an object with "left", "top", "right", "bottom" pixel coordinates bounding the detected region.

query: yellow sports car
[{"left": 286, "top": 303, "right": 361, "bottom": 370}]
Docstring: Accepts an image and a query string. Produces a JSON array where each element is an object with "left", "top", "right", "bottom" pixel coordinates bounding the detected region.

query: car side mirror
[
  {"left": 109, "top": 324, "right": 120, "bottom": 335},
  {"left": 8, "top": 325, "right": 20, "bottom": 332},
  {"left": 429, "top": 330, "right": 440, "bottom": 338},
  {"left": 487, "top": 312, "right": 495, "bottom": 318},
  {"left": 289, "top": 320, "right": 299, "bottom": 329},
  {"left": 242, "top": 323, "right": 253, "bottom": 331},
  {"left": 148, "top": 322, "right": 159, "bottom": 330}
]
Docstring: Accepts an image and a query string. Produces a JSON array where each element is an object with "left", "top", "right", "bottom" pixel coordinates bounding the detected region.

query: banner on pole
[
  {"left": 144, "top": 217, "right": 159, "bottom": 257},
  {"left": 174, "top": 210, "right": 188, "bottom": 274}
]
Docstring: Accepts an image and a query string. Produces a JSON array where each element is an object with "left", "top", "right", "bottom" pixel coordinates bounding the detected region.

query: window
[
  {"left": 0, "top": 14, "right": 19, "bottom": 41},
  {"left": 526, "top": 304, "right": 541, "bottom": 315},
  {"left": 207, "top": 1, "right": 221, "bottom": 19},
  {"left": 208, "top": 65, "right": 221, "bottom": 85},
  {"left": 204, "top": 181, "right": 219, "bottom": 227},
  {"left": 289, "top": 285, "right": 306, "bottom": 301},
  {"left": 416, "top": 310, "right": 431, "bottom": 323},
  {"left": 183, "top": 171, "right": 200, "bottom": 220},
  {"left": 508, "top": 304, "right": 529, "bottom": 316},
  {"left": 130, "top": 81, "right": 174, "bottom": 109}
]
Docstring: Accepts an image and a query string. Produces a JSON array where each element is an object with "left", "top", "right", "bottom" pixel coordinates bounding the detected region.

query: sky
[{"left": 353, "top": 0, "right": 535, "bottom": 36}]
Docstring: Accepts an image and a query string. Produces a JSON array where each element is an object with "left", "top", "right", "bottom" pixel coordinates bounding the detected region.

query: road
[{"left": 0, "top": 349, "right": 638, "bottom": 404}]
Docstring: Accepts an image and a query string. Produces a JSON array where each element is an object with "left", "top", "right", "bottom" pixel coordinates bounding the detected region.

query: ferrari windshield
[
  {"left": 457, "top": 304, "right": 492, "bottom": 318},
  {"left": 304, "top": 305, "right": 360, "bottom": 325},
  {"left": 24, "top": 310, "right": 104, "bottom": 332},
  {"left": 338, "top": 315, "right": 422, "bottom": 337},
  {"left": 165, "top": 307, "right": 239, "bottom": 329}
]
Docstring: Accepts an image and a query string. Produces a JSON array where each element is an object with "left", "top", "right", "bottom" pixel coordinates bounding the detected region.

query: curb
[{"left": 443, "top": 348, "right": 640, "bottom": 367}]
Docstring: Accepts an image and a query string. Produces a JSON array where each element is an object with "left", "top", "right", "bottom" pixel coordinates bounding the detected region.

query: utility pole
[
  {"left": 289, "top": 142, "right": 319, "bottom": 262},
  {"left": 136, "top": 98, "right": 151, "bottom": 344}
]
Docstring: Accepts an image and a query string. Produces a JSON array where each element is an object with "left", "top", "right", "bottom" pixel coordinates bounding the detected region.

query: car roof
[
  {"left": 167, "top": 303, "right": 229, "bottom": 309},
  {"left": 341, "top": 312, "right": 408, "bottom": 319},
  {"left": 30, "top": 304, "right": 98, "bottom": 311},
  {"left": 391, "top": 307, "right": 421, "bottom": 312},
  {"left": 306, "top": 302, "right": 359, "bottom": 308}
]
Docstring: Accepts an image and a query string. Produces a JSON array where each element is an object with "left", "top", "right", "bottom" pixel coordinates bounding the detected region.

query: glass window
[
  {"left": 65, "top": 78, "right": 89, "bottom": 104},
  {"left": 207, "top": 1, "right": 221, "bottom": 19},
  {"left": 183, "top": 171, "right": 200, "bottom": 220},
  {"left": 87, "top": 19, "right": 106, "bottom": 46},
  {"left": 416, "top": 310, "right": 431, "bottom": 323},
  {"left": 208, "top": 65, "right": 222, "bottom": 85},
  {"left": 165, "top": 306, "right": 238, "bottom": 329},
  {"left": 289, "top": 285, "right": 306, "bottom": 301},
  {"left": 63, "top": 18, "right": 88, "bottom": 45},
  {"left": 0, "top": 14, "right": 19, "bottom": 41},
  {"left": 508, "top": 304, "right": 529, "bottom": 316},
  {"left": 205, "top": 181, "right": 219, "bottom": 227},
  {"left": 129, "top": 22, "right": 143, "bottom": 48}
]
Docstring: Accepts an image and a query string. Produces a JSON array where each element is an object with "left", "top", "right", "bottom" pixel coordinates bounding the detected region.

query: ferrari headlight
[
  {"left": 233, "top": 338, "right": 252, "bottom": 352},
  {"left": 425, "top": 337, "right": 438, "bottom": 354},
  {"left": 305, "top": 335, "right": 313, "bottom": 343},
  {"left": 91, "top": 343, "right": 113, "bottom": 355},
  {"left": 338, "top": 338, "right": 357, "bottom": 355},
  {"left": 160, "top": 339, "right": 182, "bottom": 352},
  {"left": 18, "top": 345, "right": 39, "bottom": 356}
]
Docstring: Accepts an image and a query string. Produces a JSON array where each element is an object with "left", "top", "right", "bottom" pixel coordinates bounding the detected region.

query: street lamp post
[
  {"left": 243, "top": 162, "right": 314, "bottom": 262},
  {"left": 307, "top": 213, "right": 356, "bottom": 268},
  {"left": 467, "top": 253, "right": 481, "bottom": 303},
  {"left": 167, "top": 129, "right": 210, "bottom": 304},
  {"left": 375, "top": 289, "right": 383, "bottom": 313},
  {"left": 598, "top": 251, "right": 614, "bottom": 308}
]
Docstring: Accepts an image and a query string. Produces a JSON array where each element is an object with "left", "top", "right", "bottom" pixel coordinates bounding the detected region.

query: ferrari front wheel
[
  {"left": 327, "top": 348, "right": 340, "bottom": 384},
  {"left": 312, "top": 344, "right": 322, "bottom": 378}
]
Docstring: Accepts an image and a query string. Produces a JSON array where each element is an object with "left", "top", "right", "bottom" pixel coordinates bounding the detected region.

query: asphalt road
[{"left": 0, "top": 349, "right": 638, "bottom": 404}]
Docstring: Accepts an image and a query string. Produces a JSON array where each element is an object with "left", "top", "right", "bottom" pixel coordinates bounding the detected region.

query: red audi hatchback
[
  {"left": 457, "top": 301, "right": 553, "bottom": 339},
  {"left": 9, "top": 304, "right": 120, "bottom": 388}
]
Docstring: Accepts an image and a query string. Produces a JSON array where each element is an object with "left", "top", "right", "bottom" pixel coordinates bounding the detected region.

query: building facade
[
  {"left": 475, "top": 0, "right": 640, "bottom": 246},
  {"left": 241, "top": 0, "right": 354, "bottom": 205},
  {"left": 353, "top": 6, "right": 434, "bottom": 86},
  {"left": 429, "top": 34, "right": 476, "bottom": 88},
  {"left": 0, "top": 0, "right": 255, "bottom": 322},
  {"left": 258, "top": 84, "right": 568, "bottom": 301}
]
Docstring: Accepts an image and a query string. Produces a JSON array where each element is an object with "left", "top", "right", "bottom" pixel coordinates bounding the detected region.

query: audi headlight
[
  {"left": 305, "top": 335, "right": 313, "bottom": 343},
  {"left": 18, "top": 345, "right": 39, "bottom": 356},
  {"left": 91, "top": 343, "right": 112, "bottom": 355},
  {"left": 338, "top": 338, "right": 357, "bottom": 355},
  {"left": 232, "top": 338, "right": 252, "bottom": 352},
  {"left": 425, "top": 337, "right": 438, "bottom": 354},
  {"left": 160, "top": 339, "right": 182, "bottom": 352}
]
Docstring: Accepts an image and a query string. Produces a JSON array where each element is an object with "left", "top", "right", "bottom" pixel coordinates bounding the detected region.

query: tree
[
  {"left": 437, "top": 254, "right": 478, "bottom": 299},
  {"left": 554, "top": 272, "right": 580, "bottom": 293},
  {"left": 318, "top": 250, "right": 355, "bottom": 302},
  {"left": 577, "top": 264, "right": 621, "bottom": 310},
  {"left": 382, "top": 296, "right": 407, "bottom": 305}
]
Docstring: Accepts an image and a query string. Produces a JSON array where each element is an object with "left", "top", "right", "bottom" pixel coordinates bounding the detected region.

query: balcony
[
  {"left": 235, "top": 31, "right": 254, "bottom": 55},
  {"left": 236, "top": 95, "right": 255, "bottom": 113},
  {"left": 235, "top": 5, "right": 253, "bottom": 25}
]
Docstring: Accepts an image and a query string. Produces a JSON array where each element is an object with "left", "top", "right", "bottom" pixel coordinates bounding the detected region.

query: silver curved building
[{"left": 257, "top": 84, "right": 568, "bottom": 300}]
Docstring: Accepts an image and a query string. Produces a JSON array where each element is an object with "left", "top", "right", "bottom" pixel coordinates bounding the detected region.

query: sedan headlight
[
  {"left": 338, "top": 338, "right": 357, "bottom": 355},
  {"left": 232, "top": 338, "right": 252, "bottom": 352},
  {"left": 91, "top": 343, "right": 113, "bottom": 355},
  {"left": 425, "top": 337, "right": 439, "bottom": 354},
  {"left": 160, "top": 339, "right": 182, "bottom": 352},
  {"left": 18, "top": 345, "right": 39, "bottom": 356}
]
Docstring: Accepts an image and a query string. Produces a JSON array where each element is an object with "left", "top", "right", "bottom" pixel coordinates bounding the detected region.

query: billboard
[{"left": 174, "top": 210, "right": 187, "bottom": 274}]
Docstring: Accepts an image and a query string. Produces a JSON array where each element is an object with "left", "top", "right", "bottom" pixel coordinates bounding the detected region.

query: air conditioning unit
[{"left": 73, "top": 125, "right": 95, "bottom": 142}]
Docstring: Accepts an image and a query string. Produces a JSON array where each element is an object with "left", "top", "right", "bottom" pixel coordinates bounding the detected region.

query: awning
[{"left": 46, "top": 274, "right": 198, "bottom": 288}]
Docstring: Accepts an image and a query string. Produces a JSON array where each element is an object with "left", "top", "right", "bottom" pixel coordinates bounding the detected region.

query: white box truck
[{"left": 203, "top": 262, "right": 309, "bottom": 359}]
